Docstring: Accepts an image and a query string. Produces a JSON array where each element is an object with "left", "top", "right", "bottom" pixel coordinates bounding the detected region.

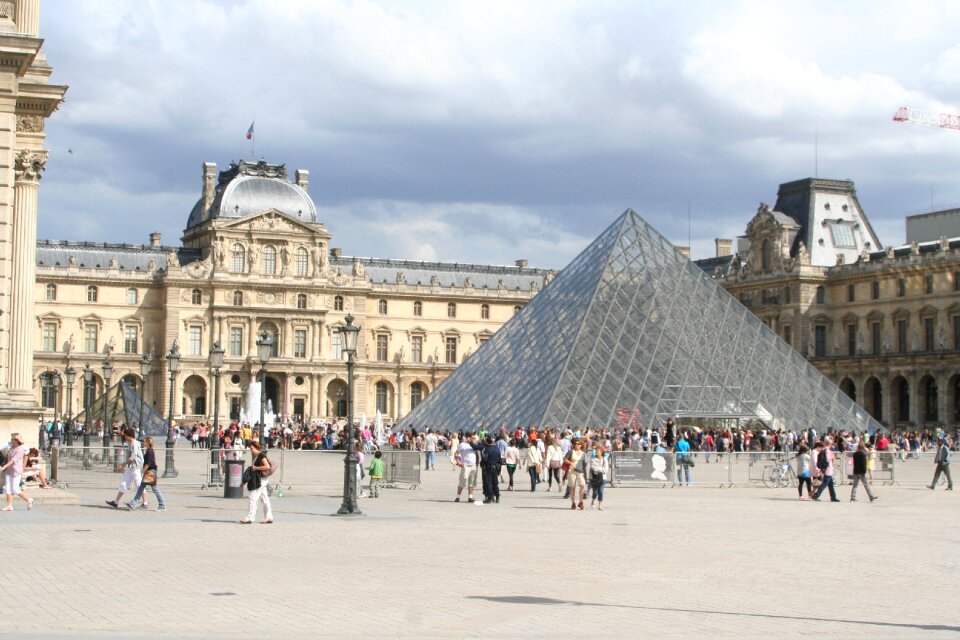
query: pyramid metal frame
[
  {"left": 73, "top": 380, "right": 170, "bottom": 437},
  {"left": 399, "top": 210, "right": 883, "bottom": 433}
]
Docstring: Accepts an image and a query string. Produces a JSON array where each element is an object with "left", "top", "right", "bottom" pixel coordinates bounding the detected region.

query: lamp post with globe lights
[
  {"left": 209, "top": 340, "right": 225, "bottom": 485},
  {"left": 255, "top": 332, "right": 274, "bottom": 448},
  {"left": 336, "top": 314, "right": 362, "bottom": 516},
  {"left": 163, "top": 343, "right": 180, "bottom": 478}
]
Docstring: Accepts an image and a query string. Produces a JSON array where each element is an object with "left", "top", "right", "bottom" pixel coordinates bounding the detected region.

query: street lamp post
[
  {"left": 82, "top": 364, "right": 93, "bottom": 469},
  {"left": 255, "top": 331, "right": 274, "bottom": 448},
  {"left": 209, "top": 340, "right": 225, "bottom": 485},
  {"left": 101, "top": 357, "right": 113, "bottom": 461},
  {"left": 336, "top": 314, "right": 362, "bottom": 516},
  {"left": 138, "top": 352, "right": 152, "bottom": 442},
  {"left": 163, "top": 343, "right": 180, "bottom": 478},
  {"left": 64, "top": 364, "right": 75, "bottom": 446}
]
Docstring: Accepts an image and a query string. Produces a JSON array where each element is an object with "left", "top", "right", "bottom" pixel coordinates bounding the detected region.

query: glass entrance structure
[
  {"left": 398, "top": 209, "right": 883, "bottom": 433},
  {"left": 73, "top": 380, "right": 170, "bottom": 437}
]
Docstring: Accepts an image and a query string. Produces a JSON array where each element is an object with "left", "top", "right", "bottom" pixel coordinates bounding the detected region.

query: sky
[{"left": 35, "top": 0, "right": 960, "bottom": 269}]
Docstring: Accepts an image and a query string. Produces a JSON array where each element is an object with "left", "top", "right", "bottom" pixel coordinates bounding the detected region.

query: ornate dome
[{"left": 186, "top": 160, "right": 317, "bottom": 229}]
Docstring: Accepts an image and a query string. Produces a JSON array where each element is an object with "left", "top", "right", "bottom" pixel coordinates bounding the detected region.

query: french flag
[{"left": 246, "top": 121, "right": 254, "bottom": 140}]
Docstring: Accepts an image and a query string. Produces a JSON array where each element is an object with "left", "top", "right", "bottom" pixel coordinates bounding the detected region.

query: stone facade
[
  {"left": 700, "top": 178, "right": 960, "bottom": 433},
  {"left": 0, "top": 0, "right": 68, "bottom": 446},
  {"left": 33, "top": 160, "right": 550, "bottom": 424}
]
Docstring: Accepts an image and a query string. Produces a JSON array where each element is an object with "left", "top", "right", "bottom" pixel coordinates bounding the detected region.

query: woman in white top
[
  {"left": 544, "top": 437, "right": 564, "bottom": 492},
  {"left": 0, "top": 433, "right": 34, "bottom": 511},
  {"left": 589, "top": 442, "right": 610, "bottom": 510},
  {"left": 503, "top": 439, "right": 521, "bottom": 491},
  {"left": 523, "top": 443, "right": 543, "bottom": 492},
  {"left": 795, "top": 444, "right": 812, "bottom": 500}
]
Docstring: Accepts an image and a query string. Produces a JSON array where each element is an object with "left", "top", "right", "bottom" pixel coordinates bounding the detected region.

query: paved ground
[{"left": 1, "top": 462, "right": 958, "bottom": 639}]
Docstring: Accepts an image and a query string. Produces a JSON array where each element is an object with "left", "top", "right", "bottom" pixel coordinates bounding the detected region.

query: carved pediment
[{"left": 220, "top": 209, "right": 315, "bottom": 234}]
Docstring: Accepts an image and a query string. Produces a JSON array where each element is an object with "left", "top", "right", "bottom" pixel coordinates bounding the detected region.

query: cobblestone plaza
[{"left": 3, "top": 458, "right": 958, "bottom": 639}]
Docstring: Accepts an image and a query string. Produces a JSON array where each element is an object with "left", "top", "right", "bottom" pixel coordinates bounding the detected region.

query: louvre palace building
[
  {"left": 30, "top": 167, "right": 960, "bottom": 434},
  {"left": 34, "top": 159, "right": 551, "bottom": 425}
]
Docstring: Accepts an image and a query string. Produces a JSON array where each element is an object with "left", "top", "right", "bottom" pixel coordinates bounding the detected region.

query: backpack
[{"left": 816, "top": 449, "right": 829, "bottom": 471}]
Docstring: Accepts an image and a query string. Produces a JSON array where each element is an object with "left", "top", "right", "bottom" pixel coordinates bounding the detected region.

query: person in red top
[{"left": 876, "top": 433, "right": 890, "bottom": 451}]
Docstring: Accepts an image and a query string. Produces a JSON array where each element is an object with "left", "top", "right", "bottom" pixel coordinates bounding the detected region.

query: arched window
[
  {"left": 231, "top": 244, "right": 245, "bottom": 273},
  {"left": 378, "top": 299, "right": 388, "bottom": 314},
  {"left": 233, "top": 291, "right": 243, "bottom": 306},
  {"left": 297, "top": 293, "right": 307, "bottom": 310},
  {"left": 45, "top": 284, "right": 57, "bottom": 301},
  {"left": 334, "top": 295, "right": 344, "bottom": 311},
  {"left": 413, "top": 301, "right": 422, "bottom": 316},
  {"left": 761, "top": 239, "right": 773, "bottom": 272},
  {"left": 447, "top": 302, "right": 456, "bottom": 318},
  {"left": 262, "top": 245, "right": 277, "bottom": 275},
  {"left": 39, "top": 372, "right": 59, "bottom": 409},
  {"left": 376, "top": 381, "right": 388, "bottom": 414},
  {"left": 481, "top": 304, "right": 490, "bottom": 319},
  {"left": 191, "top": 289, "right": 202, "bottom": 304},
  {"left": 295, "top": 247, "right": 309, "bottom": 276},
  {"left": 86, "top": 285, "right": 98, "bottom": 302},
  {"left": 410, "top": 382, "right": 425, "bottom": 409},
  {"left": 126, "top": 288, "right": 138, "bottom": 305}
]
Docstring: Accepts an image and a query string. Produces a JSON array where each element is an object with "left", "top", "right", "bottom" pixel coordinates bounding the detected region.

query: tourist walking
[
  {"left": 241, "top": 441, "right": 273, "bottom": 524},
  {"left": 524, "top": 439, "right": 543, "bottom": 492},
  {"left": 588, "top": 442, "right": 609, "bottom": 510},
  {"left": 503, "top": 439, "right": 520, "bottom": 491},
  {"left": 106, "top": 428, "right": 143, "bottom": 509},
  {"left": 368, "top": 450, "right": 384, "bottom": 498},
  {"left": 454, "top": 433, "right": 480, "bottom": 502},
  {"left": 423, "top": 429, "right": 438, "bottom": 470},
  {"left": 126, "top": 436, "right": 166, "bottom": 511},
  {"left": 566, "top": 439, "right": 586, "bottom": 510},
  {"left": 812, "top": 438, "right": 840, "bottom": 502},
  {"left": 795, "top": 445, "right": 812, "bottom": 500},
  {"left": 674, "top": 432, "right": 692, "bottom": 486},
  {"left": 544, "top": 437, "right": 563, "bottom": 491},
  {"left": 0, "top": 434, "right": 34, "bottom": 511},
  {"left": 929, "top": 436, "right": 953, "bottom": 490},
  {"left": 849, "top": 441, "right": 877, "bottom": 502}
]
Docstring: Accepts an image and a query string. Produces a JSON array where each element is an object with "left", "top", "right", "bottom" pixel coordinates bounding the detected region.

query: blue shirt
[{"left": 675, "top": 439, "right": 690, "bottom": 459}]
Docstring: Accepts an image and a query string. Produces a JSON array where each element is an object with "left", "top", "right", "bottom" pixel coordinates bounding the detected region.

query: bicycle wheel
[
  {"left": 762, "top": 465, "right": 778, "bottom": 488},
  {"left": 781, "top": 467, "right": 797, "bottom": 488}
]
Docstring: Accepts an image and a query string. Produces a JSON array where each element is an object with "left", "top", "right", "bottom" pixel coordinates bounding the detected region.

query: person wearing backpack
[
  {"left": 240, "top": 441, "right": 273, "bottom": 524},
  {"left": 811, "top": 438, "right": 840, "bottom": 502}
]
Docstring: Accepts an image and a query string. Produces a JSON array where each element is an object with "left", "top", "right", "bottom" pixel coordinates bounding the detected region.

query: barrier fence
[
  {"left": 52, "top": 446, "right": 421, "bottom": 491},
  {"left": 48, "top": 445, "right": 939, "bottom": 491}
]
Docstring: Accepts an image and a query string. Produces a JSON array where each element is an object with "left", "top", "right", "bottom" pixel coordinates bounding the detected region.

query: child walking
[{"left": 368, "top": 450, "right": 384, "bottom": 498}]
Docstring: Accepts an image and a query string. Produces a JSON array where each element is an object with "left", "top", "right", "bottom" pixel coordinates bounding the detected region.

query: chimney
[
  {"left": 515, "top": 259, "right": 528, "bottom": 269},
  {"left": 149, "top": 232, "right": 161, "bottom": 248},
  {"left": 677, "top": 246, "right": 690, "bottom": 259},
  {"left": 715, "top": 238, "right": 733, "bottom": 257},
  {"left": 330, "top": 247, "right": 342, "bottom": 259},
  {"left": 202, "top": 162, "right": 217, "bottom": 212},
  {"left": 295, "top": 169, "right": 310, "bottom": 192}
]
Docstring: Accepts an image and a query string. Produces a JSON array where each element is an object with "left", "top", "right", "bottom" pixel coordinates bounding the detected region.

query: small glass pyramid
[
  {"left": 73, "top": 380, "right": 170, "bottom": 437},
  {"left": 400, "top": 210, "right": 882, "bottom": 433}
]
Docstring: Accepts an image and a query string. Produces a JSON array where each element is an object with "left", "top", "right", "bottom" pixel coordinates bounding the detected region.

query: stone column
[
  {"left": 8, "top": 151, "right": 44, "bottom": 395},
  {"left": 15, "top": 0, "right": 40, "bottom": 36}
]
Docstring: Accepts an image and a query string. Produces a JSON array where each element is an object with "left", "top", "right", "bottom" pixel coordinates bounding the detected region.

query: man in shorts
[
  {"left": 106, "top": 428, "right": 143, "bottom": 508},
  {"left": 454, "top": 432, "right": 481, "bottom": 503}
]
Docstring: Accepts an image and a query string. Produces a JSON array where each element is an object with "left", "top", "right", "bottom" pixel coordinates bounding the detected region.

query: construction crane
[{"left": 893, "top": 106, "right": 960, "bottom": 131}]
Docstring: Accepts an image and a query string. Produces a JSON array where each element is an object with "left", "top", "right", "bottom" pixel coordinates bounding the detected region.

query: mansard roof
[
  {"left": 36, "top": 240, "right": 201, "bottom": 271},
  {"left": 330, "top": 255, "right": 552, "bottom": 292}
]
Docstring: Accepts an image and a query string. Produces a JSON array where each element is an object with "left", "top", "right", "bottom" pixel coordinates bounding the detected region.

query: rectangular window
[
  {"left": 815, "top": 286, "right": 825, "bottom": 304},
  {"left": 925, "top": 275, "right": 934, "bottom": 295},
  {"left": 782, "top": 325, "right": 792, "bottom": 347},
  {"left": 783, "top": 286, "right": 791, "bottom": 305},
  {"left": 955, "top": 272, "right": 960, "bottom": 292},
  {"left": 42, "top": 322, "right": 57, "bottom": 352},
  {"left": 955, "top": 316, "right": 960, "bottom": 350},
  {"left": 293, "top": 329, "right": 307, "bottom": 358},
  {"left": 229, "top": 327, "right": 243, "bottom": 356},
  {"left": 814, "top": 325, "right": 827, "bottom": 357},
  {"left": 897, "top": 278, "right": 906, "bottom": 297},
  {"left": 828, "top": 222, "right": 856, "bottom": 249},
  {"left": 872, "top": 281, "right": 880, "bottom": 300},
  {"left": 847, "top": 324, "right": 856, "bottom": 356},
  {"left": 331, "top": 332, "right": 343, "bottom": 360},
  {"left": 188, "top": 326, "right": 202, "bottom": 356},
  {"left": 411, "top": 336, "right": 422, "bottom": 363},
  {"left": 376, "top": 335, "right": 388, "bottom": 361},
  {"left": 83, "top": 324, "right": 98, "bottom": 353},
  {"left": 445, "top": 337, "right": 457, "bottom": 364},
  {"left": 847, "top": 284, "right": 855, "bottom": 303},
  {"left": 924, "top": 317, "right": 935, "bottom": 351},
  {"left": 870, "top": 322, "right": 881, "bottom": 355},
  {"left": 897, "top": 319, "right": 908, "bottom": 353},
  {"left": 123, "top": 325, "right": 139, "bottom": 354}
]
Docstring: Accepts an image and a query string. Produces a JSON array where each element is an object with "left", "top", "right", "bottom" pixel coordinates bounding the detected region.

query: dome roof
[{"left": 186, "top": 160, "right": 317, "bottom": 229}]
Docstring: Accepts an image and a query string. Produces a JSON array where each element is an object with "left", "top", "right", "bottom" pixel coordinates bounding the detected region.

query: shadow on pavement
[{"left": 466, "top": 596, "right": 960, "bottom": 633}]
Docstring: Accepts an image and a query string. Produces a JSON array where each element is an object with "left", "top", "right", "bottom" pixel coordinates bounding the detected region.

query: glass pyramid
[
  {"left": 399, "top": 209, "right": 883, "bottom": 433},
  {"left": 73, "top": 380, "right": 170, "bottom": 437}
]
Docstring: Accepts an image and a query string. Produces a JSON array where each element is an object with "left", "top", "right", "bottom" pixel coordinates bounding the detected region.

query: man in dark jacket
[
  {"left": 849, "top": 441, "right": 877, "bottom": 502},
  {"left": 929, "top": 436, "right": 953, "bottom": 490},
  {"left": 480, "top": 436, "right": 502, "bottom": 503}
]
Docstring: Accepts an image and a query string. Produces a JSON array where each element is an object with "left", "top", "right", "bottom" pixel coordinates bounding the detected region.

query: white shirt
[{"left": 458, "top": 441, "right": 477, "bottom": 466}]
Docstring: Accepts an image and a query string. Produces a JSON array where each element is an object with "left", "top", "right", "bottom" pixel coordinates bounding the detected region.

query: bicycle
[{"left": 762, "top": 456, "right": 797, "bottom": 488}]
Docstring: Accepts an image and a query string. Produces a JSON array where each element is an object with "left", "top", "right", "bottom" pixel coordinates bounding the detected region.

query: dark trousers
[
  {"left": 813, "top": 475, "right": 837, "bottom": 501},
  {"left": 506, "top": 464, "right": 516, "bottom": 487},
  {"left": 797, "top": 476, "right": 812, "bottom": 497},
  {"left": 483, "top": 465, "right": 500, "bottom": 499},
  {"left": 932, "top": 463, "right": 953, "bottom": 489}
]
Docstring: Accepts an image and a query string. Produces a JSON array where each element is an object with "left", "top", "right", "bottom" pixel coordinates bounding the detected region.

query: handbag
[{"left": 142, "top": 469, "right": 157, "bottom": 486}]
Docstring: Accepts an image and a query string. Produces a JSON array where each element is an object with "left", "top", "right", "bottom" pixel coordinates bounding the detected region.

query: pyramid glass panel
[
  {"left": 399, "top": 210, "right": 885, "bottom": 433},
  {"left": 73, "top": 381, "right": 169, "bottom": 437}
]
